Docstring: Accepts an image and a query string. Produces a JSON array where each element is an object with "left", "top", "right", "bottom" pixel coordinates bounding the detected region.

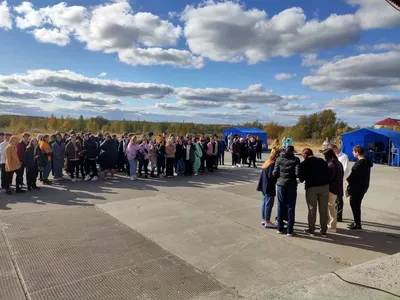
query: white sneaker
[
  {"left": 130, "top": 175, "right": 135, "bottom": 181},
  {"left": 91, "top": 176, "right": 99, "bottom": 181},
  {"left": 71, "top": 178, "right": 76, "bottom": 182},
  {"left": 84, "top": 175, "right": 91, "bottom": 182}
]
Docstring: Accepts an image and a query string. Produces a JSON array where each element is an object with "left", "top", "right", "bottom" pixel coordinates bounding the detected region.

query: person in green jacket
[{"left": 193, "top": 137, "right": 203, "bottom": 176}]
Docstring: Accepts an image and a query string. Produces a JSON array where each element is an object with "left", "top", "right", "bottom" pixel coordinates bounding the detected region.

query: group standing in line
[
  {"left": 0, "top": 130, "right": 265, "bottom": 195},
  {"left": 257, "top": 144, "right": 372, "bottom": 236}
]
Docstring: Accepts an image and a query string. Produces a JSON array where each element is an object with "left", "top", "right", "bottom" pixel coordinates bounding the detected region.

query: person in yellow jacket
[
  {"left": 5, "top": 136, "right": 23, "bottom": 194},
  {"left": 39, "top": 135, "right": 52, "bottom": 185}
]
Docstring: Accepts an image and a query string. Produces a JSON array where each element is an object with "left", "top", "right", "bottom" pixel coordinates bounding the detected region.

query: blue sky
[{"left": 0, "top": 0, "right": 399, "bottom": 125}]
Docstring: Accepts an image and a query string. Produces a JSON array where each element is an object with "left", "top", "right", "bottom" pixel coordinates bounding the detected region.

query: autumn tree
[{"left": 47, "top": 114, "right": 58, "bottom": 130}]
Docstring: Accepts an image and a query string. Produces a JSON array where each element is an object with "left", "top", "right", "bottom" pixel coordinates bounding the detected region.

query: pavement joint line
[
  {"left": 29, "top": 254, "right": 171, "bottom": 297},
  {"left": 0, "top": 223, "right": 32, "bottom": 300}
]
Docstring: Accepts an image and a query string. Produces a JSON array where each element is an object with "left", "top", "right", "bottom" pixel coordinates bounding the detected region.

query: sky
[{"left": 0, "top": 0, "right": 399, "bottom": 126}]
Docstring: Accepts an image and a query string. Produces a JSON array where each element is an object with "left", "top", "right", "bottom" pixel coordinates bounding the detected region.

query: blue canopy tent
[
  {"left": 341, "top": 128, "right": 400, "bottom": 166},
  {"left": 222, "top": 127, "right": 268, "bottom": 150}
]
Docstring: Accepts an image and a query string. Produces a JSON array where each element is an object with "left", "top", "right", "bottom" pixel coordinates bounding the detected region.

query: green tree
[{"left": 76, "top": 115, "right": 86, "bottom": 131}]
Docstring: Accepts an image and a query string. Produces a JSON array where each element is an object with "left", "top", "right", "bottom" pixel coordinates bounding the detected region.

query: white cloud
[
  {"left": 181, "top": 2, "right": 361, "bottom": 64},
  {"left": 302, "top": 51, "right": 400, "bottom": 92},
  {"left": 301, "top": 53, "right": 328, "bottom": 67},
  {"left": 53, "top": 92, "right": 122, "bottom": 106},
  {"left": 0, "top": 87, "right": 52, "bottom": 100},
  {"left": 98, "top": 72, "right": 107, "bottom": 77},
  {"left": 0, "top": 1, "right": 12, "bottom": 29},
  {"left": 328, "top": 93, "right": 400, "bottom": 108},
  {"left": 348, "top": 0, "right": 400, "bottom": 29},
  {"left": 13, "top": 1, "right": 202, "bottom": 68},
  {"left": 275, "top": 73, "right": 297, "bottom": 80},
  {"left": 0, "top": 69, "right": 174, "bottom": 98},
  {"left": 174, "top": 85, "right": 284, "bottom": 104},
  {"left": 373, "top": 43, "right": 400, "bottom": 51},
  {"left": 327, "top": 93, "right": 400, "bottom": 120},
  {"left": 32, "top": 28, "right": 70, "bottom": 46},
  {"left": 117, "top": 47, "right": 204, "bottom": 68}
]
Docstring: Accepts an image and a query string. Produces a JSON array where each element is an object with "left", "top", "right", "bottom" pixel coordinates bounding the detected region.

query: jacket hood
[{"left": 359, "top": 158, "right": 373, "bottom": 168}]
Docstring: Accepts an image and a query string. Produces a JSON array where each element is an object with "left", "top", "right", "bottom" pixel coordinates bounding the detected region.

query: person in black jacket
[
  {"left": 346, "top": 146, "right": 373, "bottom": 230},
  {"left": 299, "top": 148, "right": 331, "bottom": 236},
  {"left": 175, "top": 137, "right": 185, "bottom": 175},
  {"left": 256, "top": 136, "right": 263, "bottom": 161},
  {"left": 248, "top": 136, "right": 257, "bottom": 168},
  {"left": 24, "top": 138, "right": 42, "bottom": 190},
  {"left": 272, "top": 146, "right": 300, "bottom": 236},
  {"left": 238, "top": 138, "right": 247, "bottom": 167},
  {"left": 257, "top": 150, "right": 280, "bottom": 228},
  {"left": 83, "top": 133, "right": 99, "bottom": 181}
]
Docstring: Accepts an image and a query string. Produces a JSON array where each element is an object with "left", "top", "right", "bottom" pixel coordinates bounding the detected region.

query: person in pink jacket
[{"left": 126, "top": 136, "right": 139, "bottom": 180}]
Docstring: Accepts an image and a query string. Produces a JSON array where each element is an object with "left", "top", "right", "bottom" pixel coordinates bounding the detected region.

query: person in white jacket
[{"left": 329, "top": 144, "right": 350, "bottom": 222}]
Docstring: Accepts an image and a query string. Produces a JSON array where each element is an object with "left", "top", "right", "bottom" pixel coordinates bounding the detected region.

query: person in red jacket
[{"left": 16, "top": 132, "right": 30, "bottom": 189}]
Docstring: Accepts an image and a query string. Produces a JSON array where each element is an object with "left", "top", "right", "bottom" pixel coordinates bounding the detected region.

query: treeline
[
  {"left": 0, "top": 114, "right": 231, "bottom": 136},
  {"left": 0, "top": 109, "right": 355, "bottom": 142},
  {"left": 264, "top": 110, "right": 355, "bottom": 142}
]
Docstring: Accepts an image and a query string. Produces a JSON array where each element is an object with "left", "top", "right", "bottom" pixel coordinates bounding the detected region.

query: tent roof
[
  {"left": 342, "top": 128, "right": 400, "bottom": 148},
  {"left": 224, "top": 127, "right": 266, "bottom": 134},
  {"left": 375, "top": 118, "right": 400, "bottom": 125}
]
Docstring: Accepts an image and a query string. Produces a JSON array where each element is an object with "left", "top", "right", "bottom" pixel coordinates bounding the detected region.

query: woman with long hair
[
  {"left": 126, "top": 135, "right": 138, "bottom": 180},
  {"left": 24, "top": 138, "right": 42, "bottom": 190},
  {"left": 257, "top": 150, "right": 280, "bottom": 228},
  {"left": 271, "top": 138, "right": 280, "bottom": 155},
  {"left": 323, "top": 148, "right": 344, "bottom": 233}
]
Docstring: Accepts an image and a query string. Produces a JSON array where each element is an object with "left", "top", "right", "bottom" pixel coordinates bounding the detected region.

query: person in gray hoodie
[{"left": 52, "top": 133, "right": 65, "bottom": 181}]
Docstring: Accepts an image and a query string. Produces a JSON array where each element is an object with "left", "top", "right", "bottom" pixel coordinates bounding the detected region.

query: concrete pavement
[{"left": 0, "top": 154, "right": 399, "bottom": 299}]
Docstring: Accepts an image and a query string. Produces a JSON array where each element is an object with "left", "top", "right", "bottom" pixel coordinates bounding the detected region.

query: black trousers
[
  {"left": 257, "top": 150, "right": 262, "bottom": 160},
  {"left": 67, "top": 160, "right": 79, "bottom": 179},
  {"left": 78, "top": 157, "right": 85, "bottom": 178},
  {"left": 206, "top": 155, "right": 214, "bottom": 172},
  {"left": 336, "top": 196, "right": 344, "bottom": 220},
  {"left": 84, "top": 158, "right": 98, "bottom": 177},
  {"left": 248, "top": 152, "right": 256, "bottom": 167},
  {"left": 4, "top": 170, "right": 21, "bottom": 191},
  {"left": 350, "top": 193, "right": 364, "bottom": 226},
  {"left": 218, "top": 152, "right": 225, "bottom": 165},
  {"left": 166, "top": 158, "right": 174, "bottom": 177},
  {"left": 184, "top": 159, "right": 193, "bottom": 176},
  {"left": 16, "top": 167, "right": 24, "bottom": 189},
  {"left": 232, "top": 153, "right": 238, "bottom": 165},
  {"left": 157, "top": 156, "right": 165, "bottom": 175},
  {"left": 26, "top": 166, "right": 38, "bottom": 188},
  {"left": 139, "top": 159, "right": 149, "bottom": 176},
  {"left": 200, "top": 156, "right": 205, "bottom": 173},
  {"left": 1, "top": 163, "right": 7, "bottom": 189},
  {"left": 239, "top": 154, "right": 246, "bottom": 165}
]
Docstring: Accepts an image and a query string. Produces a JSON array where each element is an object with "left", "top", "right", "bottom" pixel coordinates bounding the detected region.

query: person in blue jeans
[
  {"left": 272, "top": 146, "right": 300, "bottom": 236},
  {"left": 257, "top": 150, "right": 280, "bottom": 228}
]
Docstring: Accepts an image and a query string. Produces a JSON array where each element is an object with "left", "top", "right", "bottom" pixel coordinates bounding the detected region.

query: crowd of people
[
  {"left": 258, "top": 144, "right": 372, "bottom": 236},
  {"left": 0, "top": 131, "right": 264, "bottom": 195}
]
